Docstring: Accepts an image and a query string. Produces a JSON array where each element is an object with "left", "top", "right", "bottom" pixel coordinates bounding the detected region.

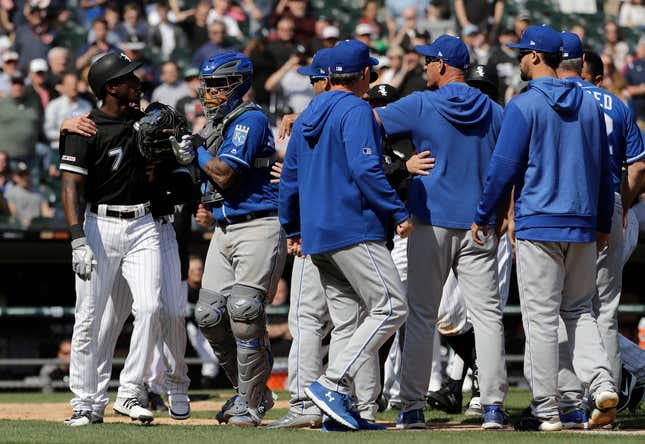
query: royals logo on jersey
[{"left": 232, "top": 124, "right": 249, "bottom": 147}]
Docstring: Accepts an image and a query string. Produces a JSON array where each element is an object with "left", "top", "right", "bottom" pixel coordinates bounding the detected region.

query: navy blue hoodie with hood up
[
  {"left": 375, "top": 82, "right": 503, "bottom": 229},
  {"left": 475, "top": 77, "right": 613, "bottom": 242},
  {"left": 279, "top": 90, "right": 409, "bottom": 255}
]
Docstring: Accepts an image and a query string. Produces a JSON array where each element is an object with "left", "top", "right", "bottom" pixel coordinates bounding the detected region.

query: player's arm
[
  {"left": 193, "top": 133, "right": 237, "bottom": 189},
  {"left": 622, "top": 114, "right": 645, "bottom": 214},
  {"left": 278, "top": 129, "right": 301, "bottom": 239},
  {"left": 61, "top": 172, "right": 86, "bottom": 229}
]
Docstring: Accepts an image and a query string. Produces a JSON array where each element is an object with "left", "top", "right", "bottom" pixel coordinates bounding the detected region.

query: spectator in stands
[
  {"left": 207, "top": 0, "right": 243, "bottom": 41},
  {"left": 149, "top": 1, "right": 188, "bottom": 60},
  {"left": 602, "top": 20, "right": 630, "bottom": 72},
  {"left": 390, "top": 7, "right": 419, "bottom": 50},
  {"left": 13, "top": 1, "right": 58, "bottom": 72},
  {"left": 192, "top": 20, "right": 232, "bottom": 69},
  {"left": 267, "top": 17, "right": 298, "bottom": 68},
  {"left": 356, "top": 22, "right": 378, "bottom": 53},
  {"left": 269, "top": 0, "right": 315, "bottom": 44},
  {"left": 180, "top": 0, "right": 211, "bottom": 54},
  {"left": 359, "top": 1, "right": 388, "bottom": 40},
  {"left": 386, "top": 0, "right": 429, "bottom": 35},
  {"left": 320, "top": 25, "right": 340, "bottom": 48},
  {"left": 151, "top": 61, "right": 190, "bottom": 108},
  {"left": 487, "top": 28, "right": 520, "bottom": 104},
  {"left": 625, "top": 36, "right": 645, "bottom": 126},
  {"left": 5, "top": 162, "right": 53, "bottom": 227},
  {"left": 44, "top": 72, "right": 92, "bottom": 176},
  {"left": 619, "top": 0, "right": 645, "bottom": 28},
  {"left": 513, "top": 13, "right": 530, "bottom": 40},
  {"left": 26, "top": 58, "right": 50, "bottom": 111},
  {"left": 395, "top": 45, "right": 427, "bottom": 97},
  {"left": 175, "top": 68, "right": 204, "bottom": 129},
  {"left": 245, "top": 37, "right": 274, "bottom": 108},
  {"left": 101, "top": 2, "right": 123, "bottom": 47},
  {"left": 45, "top": 47, "right": 70, "bottom": 99},
  {"left": 601, "top": 52, "right": 627, "bottom": 100},
  {"left": 264, "top": 46, "right": 313, "bottom": 114},
  {"left": 455, "top": 0, "right": 503, "bottom": 38},
  {"left": 570, "top": 23, "right": 586, "bottom": 43},
  {"left": 0, "top": 150, "right": 13, "bottom": 196},
  {"left": 0, "top": 51, "right": 20, "bottom": 97},
  {"left": 114, "top": 2, "right": 148, "bottom": 45},
  {"left": 418, "top": 0, "right": 456, "bottom": 39},
  {"left": 38, "top": 339, "right": 71, "bottom": 393},
  {"left": 54, "top": 9, "right": 87, "bottom": 56},
  {"left": 75, "top": 18, "right": 118, "bottom": 72},
  {"left": 463, "top": 26, "right": 491, "bottom": 66},
  {"left": 379, "top": 46, "right": 404, "bottom": 85},
  {"left": 79, "top": 0, "right": 107, "bottom": 29}
]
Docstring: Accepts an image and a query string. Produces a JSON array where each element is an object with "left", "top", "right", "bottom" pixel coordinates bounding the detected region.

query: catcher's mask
[{"left": 135, "top": 102, "right": 188, "bottom": 162}]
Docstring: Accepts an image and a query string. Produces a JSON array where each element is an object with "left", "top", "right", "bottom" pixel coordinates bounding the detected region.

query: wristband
[
  {"left": 69, "top": 223, "right": 85, "bottom": 241},
  {"left": 197, "top": 146, "right": 213, "bottom": 170}
]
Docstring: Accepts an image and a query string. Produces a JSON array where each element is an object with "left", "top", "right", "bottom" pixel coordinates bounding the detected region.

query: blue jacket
[
  {"left": 475, "top": 77, "right": 613, "bottom": 242},
  {"left": 375, "top": 83, "right": 503, "bottom": 229},
  {"left": 279, "top": 90, "right": 409, "bottom": 255}
]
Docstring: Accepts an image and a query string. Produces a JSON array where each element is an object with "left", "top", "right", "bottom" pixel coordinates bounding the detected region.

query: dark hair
[
  {"left": 541, "top": 52, "right": 562, "bottom": 71},
  {"left": 583, "top": 49, "right": 604, "bottom": 80},
  {"left": 329, "top": 71, "right": 364, "bottom": 86},
  {"left": 92, "top": 18, "right": 108, "bottom": 28}
]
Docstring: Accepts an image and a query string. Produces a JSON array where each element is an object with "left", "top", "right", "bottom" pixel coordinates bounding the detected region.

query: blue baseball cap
[
  {"left": 507, "top": 25, "right": 563, "bottom": 54},
  {"left": 561, "top": 31, "right": 583, "bottom": 60},
  {"left": 415, "top": 35, "right": 470, "bottom": 70},
  {"left": 297, "top": 48, "right": 332, "bottom": 77},
  {"left": 328, "top": 39, "right": 378, "bottom": 74}
]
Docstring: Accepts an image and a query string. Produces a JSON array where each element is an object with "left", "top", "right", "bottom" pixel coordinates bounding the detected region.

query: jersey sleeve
[
  {"left": 218, "top": 112, "right": 268, "bottom": 172},
  {"left": 375, "top": 93, "right": 422, "bottom": 137},
  {"left": 624, "top": 107, "right": 645, "bottom": 164},
  {"left": 59, "top": 133, "right": 94, "bottom": 176}
]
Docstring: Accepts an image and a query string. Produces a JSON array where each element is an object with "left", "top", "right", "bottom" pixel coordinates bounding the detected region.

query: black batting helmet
[
  {"left": 466, "top": 64, "right": 499, "bottom": 103},
  {"left": 134, "top": 102, "right": 188, "bottom": 162},
  {"left": 87, "top": 52, "right": 142, "bottom": 99}
]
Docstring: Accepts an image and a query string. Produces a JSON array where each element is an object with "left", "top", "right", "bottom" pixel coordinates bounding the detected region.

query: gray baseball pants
[
  {"left": 400, "top": 222, "right": 507, "bottom": 411},
  {"left": 310, "top": 241, "right": 407, "bottom": 395},
  {"left": 516, "top": 239, "right": 615, "bottom": 418}
]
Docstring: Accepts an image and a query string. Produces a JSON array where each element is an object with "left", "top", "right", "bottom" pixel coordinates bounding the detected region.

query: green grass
[{"left": 0, "top": 388, "right": 642, "bottom": 443}]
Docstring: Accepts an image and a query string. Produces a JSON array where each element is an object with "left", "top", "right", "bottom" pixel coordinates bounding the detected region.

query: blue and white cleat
[
  {"left": 560, "top": 409, "right": 588, "bottom": 430},
  {"left": 304, "top": 381, "right": 359, "bottom": 430},
  {"left": 482, "top": 405, "right": 508, "bottom": 429}
]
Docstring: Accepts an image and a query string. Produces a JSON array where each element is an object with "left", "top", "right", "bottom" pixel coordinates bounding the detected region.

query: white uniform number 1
[{"left": 108, "top": 147, "right": 123, "bottom": 171}]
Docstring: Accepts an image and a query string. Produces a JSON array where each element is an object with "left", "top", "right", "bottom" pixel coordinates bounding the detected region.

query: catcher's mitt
[{"left": 135, "top": 102, "right": 188, "bottom": 162}]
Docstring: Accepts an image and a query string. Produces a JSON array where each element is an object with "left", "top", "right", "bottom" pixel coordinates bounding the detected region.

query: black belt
[
  {"left": 218, "top": 210, "right": 277, "bottom": 227},
  {"left": 90, "top": 204, "right": 151, "bottom": 219}
]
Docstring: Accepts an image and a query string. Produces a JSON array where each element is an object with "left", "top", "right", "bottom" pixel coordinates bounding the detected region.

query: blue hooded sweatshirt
[
  {"left": 376, "top": 82, "right": 503, "bottom": 229},
  {"left": 279, "top": 90, "right": 409, "bottom": 255},
  {"left": 474, "top": 77, "right": 613, "bottom": 242}
]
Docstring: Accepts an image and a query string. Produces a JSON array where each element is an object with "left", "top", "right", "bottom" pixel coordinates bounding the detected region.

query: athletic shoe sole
[{"left": 113, "top": 406, "right": 154, "bottom": 424}]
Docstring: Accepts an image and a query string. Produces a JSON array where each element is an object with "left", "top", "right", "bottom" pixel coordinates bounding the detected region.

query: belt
[
  {"left": 89, "top": 203, "right": 151, "bottom": 219},
  {"left": 218, "top": 210, "right": 277, "bottom": 227}
]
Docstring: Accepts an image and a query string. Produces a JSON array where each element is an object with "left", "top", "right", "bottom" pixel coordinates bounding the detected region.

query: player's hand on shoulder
[
  {"left": 270, "top": 161, "right": 283, "bottom": 184},
  {"left": 71, "top": 237, "right": 96, "bottom": 280},
  {"left": 406, "top": 150, "right": 435, "bottom": 176},
  {"left": 396, "top": 218, "right": 414, "bottom": 238},
  {"left": 61, "top": 114, "right": 96, "bottom": 138},
  {"left": 170, "top": 134, "right": 195, "bottom": 165},
  {"left": 195, "top": 203, "right": 215, "bottom": 228},
  {"left": 278, "top": 113, "right": 299, "bottom": 140}
]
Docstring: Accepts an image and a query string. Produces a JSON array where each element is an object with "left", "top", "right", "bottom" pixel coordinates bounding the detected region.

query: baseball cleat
[
  {"left": 617, "top": 367, "right": 637, "bottom": 413},
  {"left": 64, "top": 410, "right": 93, "bottom": 427},
  {"left": 628, "top": 383, "right": 645, "bottom": 413},
  {"left": 147, "top": 391, "right": 167, "bottom": 412},
  {"left": 304, "top": 381, "right": 358, "bottom": 430},
  {"left": 427, "top": 382, "right": 462, "bottom": 414},
  {"left": 113, "top": 397, "right": 154, "bottom": 424},
  {"left": 396, "top": 408, "right": 426, "bottom": 429},
  {"left": 266, "top": 410, "right": 322, "bottom": 429},
  {"left": 514, "top": 415, "right": 562, "bottom": 431},
  {"left": 482, "top": 405, "right": 507, "bottom": 429},
  {"left": 322, "top": 414, "right": 387, "bottom": 432},
  {"left": 215, "top": 395, "right": 238, "bottom": 424},
  {"left": 228, "top": 410, "right": 263, "bottom": 427},
  {"left": 464, "top": 396, "right": 482, "bottom": 416},
  {"left": 589, "top": 391, "right": 618, "bottom": 428},
  {"left": 168, "top": 393, "right": 191, "bottom": 420},
  {"left": 560, "top": 408, "right": 588, "bottom": 429}
]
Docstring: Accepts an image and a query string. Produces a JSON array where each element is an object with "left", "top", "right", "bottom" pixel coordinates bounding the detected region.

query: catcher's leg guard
[
  {"left": 195, "top": 288, "right": 238, "bottom": 386},
  {"left": 227, "top": 284, "right": 272, "bottom": 412}
]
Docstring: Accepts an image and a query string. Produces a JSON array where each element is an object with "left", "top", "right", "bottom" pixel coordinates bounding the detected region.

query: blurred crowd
[{"left": 0, "top": 0, "right": 644, "bottom": 229}]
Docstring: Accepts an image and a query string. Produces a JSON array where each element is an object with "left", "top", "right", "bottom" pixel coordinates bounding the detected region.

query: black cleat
[{"left": 427, "top": 381, "right": 462, "bottom": 414}]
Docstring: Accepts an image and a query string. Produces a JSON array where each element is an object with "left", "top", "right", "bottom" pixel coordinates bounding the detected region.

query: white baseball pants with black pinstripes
[
  {"left": 310, "top": 241, "right": 407, "bottom": 395},
  {"left": 89, "top": 219, "right": 190, "bottom": 417},
  {"left": 69, "top": 210, "right": 162, "bottom": 412}
]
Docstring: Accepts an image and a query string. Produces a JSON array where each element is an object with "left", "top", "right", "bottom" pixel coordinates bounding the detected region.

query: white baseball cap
[
  {"left": 322, "top": 25, "right": 340, "bottom": 40},
  {"left": 355, "top": 23, "right": 374, "bottom": 37},
  {"left": 29, "top": 58, "right": 48, "bottom": 73},
  {"left": 2, "top": 51, "right": 19, "bottom": 63}
]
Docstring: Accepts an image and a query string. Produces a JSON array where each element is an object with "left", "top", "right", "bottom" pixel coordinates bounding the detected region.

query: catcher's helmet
[
  {"left": 88, "top": 52, "right": 142, "bottom": 99},
  {"left": 466, "top": 64, "right": 499, "bottom": 103},
  {"left": 198, "top": 52, "right": 253, "bottom": 119},
  {"left": 135, "top": 102, "right": 188, "bottom": 162}
]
